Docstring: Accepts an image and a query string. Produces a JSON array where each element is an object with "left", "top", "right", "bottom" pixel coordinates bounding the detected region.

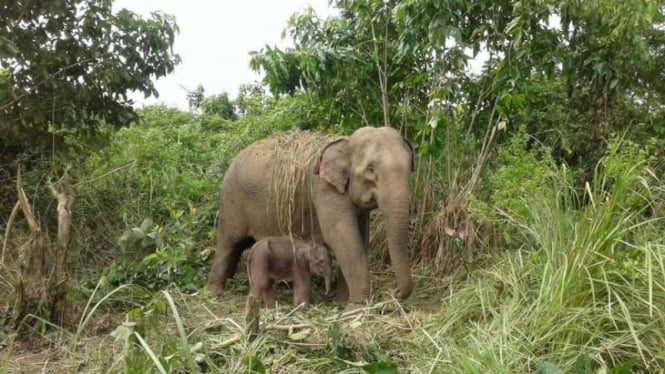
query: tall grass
[{"left": 422, "top": 157, "right": 665, "bottom": 372}]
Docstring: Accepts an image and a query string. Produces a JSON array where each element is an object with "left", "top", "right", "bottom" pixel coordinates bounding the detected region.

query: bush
[
  {"left": 70, "top": 101, "right": 309, "bottom": 290},
  {"left": 70, "top": 105, "right": 231, "bottom": 282},
  {"left": 435, "top": 142, "right": 665, "bottom": 372},
  {"left": 469, "top": 128, "right": 562, "bottom": 246}
]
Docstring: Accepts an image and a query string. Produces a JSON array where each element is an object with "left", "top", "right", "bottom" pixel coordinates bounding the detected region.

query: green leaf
[
  {"left": 127, "top": 308, "right": 143, "bottom": 319},
  {"left": 609, "top": 358, "right": 637, "bottom": 374},
  {"left": 362, "top": 361, "right": 398, "bottom": 374},
  {"left": 609, "top": 78, "right": 619, "bottom": 89},
  {"left": 243, "top": 355, "right": 266, "bottom": 374},
  {"left": 288, "top": 328, "right": 312, "bottom": 341},
  {"left": 575, "top": 353, "right": 592, "bottom": 374},
  {"left": 0, "top": 36, "right": 19, "bottom": 57},
  {"left": 110, "top": 322, "right": 136, "bottom": 341},
  {"left": 537, "top": 362, "right": 563, "bottom": 374},
  {"left": 140, "top": 217, "right": 154, "bottom": 232}
]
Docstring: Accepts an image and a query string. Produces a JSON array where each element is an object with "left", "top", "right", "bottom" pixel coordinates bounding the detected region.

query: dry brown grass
[
  {"left": 269, "top": 131, "right": 343, "bottom": 235},
  {"left": 419, "top": 197, "right": 485, "bottom": 274},
  {"left": 1, "top": 262, "right": 445, "bottom": 373}
]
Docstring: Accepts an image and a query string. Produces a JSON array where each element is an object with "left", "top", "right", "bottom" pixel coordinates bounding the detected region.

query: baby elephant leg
[
  {"left": 263, "top": 280, "right": 277, "bottom": 308},
  {"left": 292, "top": 268, "right": 311, "bottom": 307}
]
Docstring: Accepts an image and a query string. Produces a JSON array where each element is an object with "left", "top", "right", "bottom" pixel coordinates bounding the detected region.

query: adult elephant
[{"left": 207, "top": 126, "right": 414, "bottom": 306}]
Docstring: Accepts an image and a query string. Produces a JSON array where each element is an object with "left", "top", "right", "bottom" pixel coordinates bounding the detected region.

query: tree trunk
[
  {"left": 49, "top": 182, "right": 74, "bottom": 326},
  {"left": 6, "top": 168, "right": 74, "bottom": 330},
  {"left": 11, "top": 167, "right": 48, "bottom": 329}
]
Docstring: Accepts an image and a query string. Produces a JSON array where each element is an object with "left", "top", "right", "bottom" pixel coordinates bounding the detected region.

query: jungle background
[{"left": 1, "top": 0, "right": 665, "bottom": 372}]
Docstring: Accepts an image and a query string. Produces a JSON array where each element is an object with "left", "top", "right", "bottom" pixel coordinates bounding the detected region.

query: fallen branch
[
  {"left": 73, "top": 160, "right": 136, "bottom": 187},
  {"left": 209, "top": 334, "right": 242, "bottom": 350},
  {"left": 264, "top": 322, "right": 315, "bottom": 331},
  {"left": 207, "top": 299, "right": 403, "bottom": 350},
  {"left": 244, "top": 295, "right": 261, "bottom": 339},
  {"left": 326, "top": 299, "right": 396, "bottom": 322},
  {"left": 6, "top": 166, "right": 77, "bottom": 329},
  {"left": 11, "top": 166, "right": 47, "bottom": 329}
]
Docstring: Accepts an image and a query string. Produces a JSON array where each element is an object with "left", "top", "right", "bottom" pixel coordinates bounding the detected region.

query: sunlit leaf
[
  {"left": 362, "top": 361, "right": 398, "bottom": 374},
  {"left": 537, "top": 362, "right": 563, "bottom": 374},
  {"left": 288, "top": 328, "right": 312, "bottom": 340},
  {"left": 243, "top": 355, "right": 266, "bottom": 374}
]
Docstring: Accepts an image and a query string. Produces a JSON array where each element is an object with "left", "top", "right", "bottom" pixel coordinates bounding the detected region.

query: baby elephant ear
[
  {"left": 295, "top": 242, "right": 311, "bottom": 263},
  {"left": 313, "top": 138, "right": 350, "bottom": 194}
]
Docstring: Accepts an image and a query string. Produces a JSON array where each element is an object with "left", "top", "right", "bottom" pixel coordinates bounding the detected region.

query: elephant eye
[{"left": 366, "top": 165, "right": 375, "bottom": 174}]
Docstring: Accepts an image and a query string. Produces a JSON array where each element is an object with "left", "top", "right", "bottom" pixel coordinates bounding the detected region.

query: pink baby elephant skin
[{"left": 246, "top": 237, "right": 332, "bottom": 308}]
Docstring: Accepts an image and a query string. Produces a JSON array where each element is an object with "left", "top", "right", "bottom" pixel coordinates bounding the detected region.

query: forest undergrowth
[
  {"left": 4, "top": 0, "right": 665, "bottom": 372},
  {"left": 2, "top": 111, "right": 663, "bottom": 373}
]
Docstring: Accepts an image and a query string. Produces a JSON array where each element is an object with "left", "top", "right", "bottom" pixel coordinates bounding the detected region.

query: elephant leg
[
  {"left": 263, "top": 281, "right": 276, "bottom": 308},
  {"left": 334, "top": 272, "right": 350, "bottom": 305},
  {"left": 358, "top": 211, "right": 370, "bottom": 248},
  {"left": 292, "top": 270, "right": 311, "bottom": 307},
  {"left": 316, "top": 204, "right": 370, "bottom": 304},
  {"left": 207, "top": 235, "right": 254, "bottom": 293}
]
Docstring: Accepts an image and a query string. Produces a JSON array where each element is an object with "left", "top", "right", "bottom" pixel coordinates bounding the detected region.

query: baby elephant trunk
[
  {"left": 310, "top": 244, "right": 333, "bottom": 297},
  {"left": 324, "top": 271, "right": 332, "bottom": 296}
]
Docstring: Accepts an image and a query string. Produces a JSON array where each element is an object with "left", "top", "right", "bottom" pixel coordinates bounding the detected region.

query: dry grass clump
[
  {"left": 270, "top": 131, "right": 343, "bottom": 235},
  {"left": 419, "top": 197, "right": 486, "bottom": 274}
]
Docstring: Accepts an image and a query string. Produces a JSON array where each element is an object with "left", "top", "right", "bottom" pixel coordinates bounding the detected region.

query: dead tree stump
[
  {"left": 3, "top": 167, "right": 74, "bottom": 330},
  {"left": 48, "top": 181, "right": 74, "bottom": 326},
  {"left": 245, "top": 295, "right": 262, "bottom": 340}
]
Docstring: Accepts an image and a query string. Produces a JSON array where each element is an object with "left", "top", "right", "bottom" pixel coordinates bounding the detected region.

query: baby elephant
[{"left": 247, "top": 236, "right": 332, "bottom": 308}]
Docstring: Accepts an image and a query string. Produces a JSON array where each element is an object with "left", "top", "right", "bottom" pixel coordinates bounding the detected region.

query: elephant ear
[
  {"left": 294, "top": 242, "right": 312, "bottom": 265},
  {"left": 314, "top": 138, "right": 350, "bottom": 194},
  {"left": 402, "top": 138, "right": 415, "bottom": 172}
]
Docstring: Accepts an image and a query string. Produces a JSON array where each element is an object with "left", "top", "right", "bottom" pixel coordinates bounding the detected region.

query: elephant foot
[
  {"left": 333, "top": 279, "right": 350, "bottom": 306},
  {"left": 207, "top": 282, "right": 224, "bottom": 294},
  {"left": 341, "top": 301, "right": 367, "bottom": 315},
  {"left": 333, "top": 293, "right": 349, "bottom": 307}
]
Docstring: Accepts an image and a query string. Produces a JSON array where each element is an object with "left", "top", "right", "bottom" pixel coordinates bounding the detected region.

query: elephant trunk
[
  {"left": 378, "top": 188, "right": 413, "bottom": 299},
  {"left": 324, "top": 272, "right": 332, "bottom": 296}
]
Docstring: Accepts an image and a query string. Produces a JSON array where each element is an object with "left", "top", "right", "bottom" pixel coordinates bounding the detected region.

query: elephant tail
[{"left": 246, "top": 247, "right": 253, "bottom": 289}]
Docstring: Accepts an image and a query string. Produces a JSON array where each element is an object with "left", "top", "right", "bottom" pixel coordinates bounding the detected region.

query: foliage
[
  {"left": 109, "top": 208, "right": 210, "bottom": 292},
  {"left": 185, "top": 84, "right": 205, "bottom": 112},
  {"left": 69, "top": 105, "right": 230, "bottom": 284},
  {"left": 234, "top": 82, "right": 270, "bottom": 117},
  {"left": 428, "top": 150, "right": 665, "bottom": 372},
  {"left": 68, "top": 98, "right": 313, "bottom": 292},
  {"left": 201, "top": 91, "right": 237, "bottom": 120},
  {"left": 250, "top": 0, "right": 442, "bottom": 132},
  {"left": 470, "top": 128, "right": 559, "bottom": 229},
  {"left": 0, "top": 0, "right": 180, "bottom": 153}
]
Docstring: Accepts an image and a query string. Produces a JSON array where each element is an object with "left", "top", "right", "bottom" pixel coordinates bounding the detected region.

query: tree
[
  {"left": 201, "top": 91, "right": 237, "bottom": 120},
  {"left": 0, "top": 0, "right": 180, "bottom": 330},
  {"left": 235, "top": 82, "right": 269, "bottom": 117},
  {"left": 0, "top": 0, "right": 181, "bottom": 155},
  {"left": 185, "top": 84, "right": 205, "bottom": 113}
]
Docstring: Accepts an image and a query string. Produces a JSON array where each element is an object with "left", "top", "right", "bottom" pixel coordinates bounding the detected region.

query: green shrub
[
  {"left": 436, "top": 139, "right": 665, "bottom": 372},
  {"left": 71, "top": 101, "right": 309, "bottom": 290},
  {"left": 469, "top": 128, "right": 563, "bottom": 246},
  {"left": 70, "top": 105, "right": 229, "bottom": 283}
]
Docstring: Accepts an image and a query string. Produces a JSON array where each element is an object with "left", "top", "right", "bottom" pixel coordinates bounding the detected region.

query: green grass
[
  {"left": 3, "top": 226, "right": 663, "bottom": 373},
  {"left": 2, "top": 123, "right": 664, "bottom": 373}
]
